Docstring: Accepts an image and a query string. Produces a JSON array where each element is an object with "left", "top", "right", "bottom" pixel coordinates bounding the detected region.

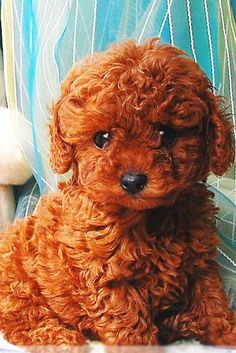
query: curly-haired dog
[{"left": 0, "top": 39, "right": 235, "bottom": 346}]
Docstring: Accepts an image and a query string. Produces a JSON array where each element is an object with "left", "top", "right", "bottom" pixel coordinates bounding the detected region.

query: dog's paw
[
  {"left": 6, "top": 319, "right": 86, "bottom": 346},
  {"left": 213, "top": 327, "right": 236, "bottom": 347},
  {"left": 29, "top": 322, "right": 86, "bottom": 345},
  {"left": 203, "top": 325, "right": 236, "bottom": 347}
]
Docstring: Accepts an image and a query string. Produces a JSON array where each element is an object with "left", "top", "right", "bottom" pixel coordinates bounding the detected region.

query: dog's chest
[
  {"left": 132, "top": 234, "right": 189, "bottom": 309},
  {"left": 82, "top": 225, "right": 189, "bottom": 311},
  {"left": 33, "top": 219, "right": 190, "bottom": 325}
]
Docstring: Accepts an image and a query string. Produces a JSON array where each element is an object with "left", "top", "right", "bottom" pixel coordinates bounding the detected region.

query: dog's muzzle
[{"left": 120, "top": 172, "right": 147, "bottom": 195}]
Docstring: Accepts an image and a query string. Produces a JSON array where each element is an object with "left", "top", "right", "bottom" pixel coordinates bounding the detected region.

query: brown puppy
[{"left": 0, "top": 38, "right": 235, "bottom": 346}]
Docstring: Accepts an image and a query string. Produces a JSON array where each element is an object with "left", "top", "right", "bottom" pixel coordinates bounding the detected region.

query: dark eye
[
  {"left": 157, "top": 124, "right": 177, "bottom": 147},
  {"left": 93, "top": 131, "right": 112, "bottom": 149}
]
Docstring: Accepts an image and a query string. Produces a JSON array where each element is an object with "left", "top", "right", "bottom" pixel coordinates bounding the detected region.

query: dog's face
[{"left": 50, "top": 39, "right": 234, "bottom": 210}]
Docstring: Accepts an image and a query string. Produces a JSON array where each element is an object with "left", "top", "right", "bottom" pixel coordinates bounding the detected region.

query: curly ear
[
  {"left": 207, "top": 94, "right": 235, "bottom": 176},
  {"left": 49, "top": 101, "right": 73, "bottom": 174}
]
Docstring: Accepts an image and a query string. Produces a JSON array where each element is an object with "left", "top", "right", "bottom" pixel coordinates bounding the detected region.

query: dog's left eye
[
  {"left": 157, "top": 124, "right": 177, "bottom": 147},
  {"left": 93, "top": 131, "right": 112, "bottom": 149}
]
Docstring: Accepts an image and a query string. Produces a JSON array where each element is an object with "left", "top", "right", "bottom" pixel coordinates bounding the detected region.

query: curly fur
[{"left": 0, "top": 38, "right": 235, "bottom": 346}]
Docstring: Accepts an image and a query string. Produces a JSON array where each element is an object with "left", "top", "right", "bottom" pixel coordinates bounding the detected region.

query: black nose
[{"left": 120, "top": 173, "right": 147, "bottom": 195}]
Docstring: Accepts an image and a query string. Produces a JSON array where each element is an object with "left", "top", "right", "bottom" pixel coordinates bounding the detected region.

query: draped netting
[{"left": 1, "top": 0, "right": 236, "bottom": 299}]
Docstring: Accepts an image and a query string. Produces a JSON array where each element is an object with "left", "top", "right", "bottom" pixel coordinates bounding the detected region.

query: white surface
[{"left": 0, "top": 334, "right": 236, "bottom": 353}]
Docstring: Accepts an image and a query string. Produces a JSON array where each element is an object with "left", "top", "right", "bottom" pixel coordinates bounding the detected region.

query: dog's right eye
[{"left": 93, "top": 131, "right": 112, "bottom": 149}]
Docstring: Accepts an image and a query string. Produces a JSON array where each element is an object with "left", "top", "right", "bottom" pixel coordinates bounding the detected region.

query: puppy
[{"left": 0, "top": 38, "right": 235, "bottom": 346}]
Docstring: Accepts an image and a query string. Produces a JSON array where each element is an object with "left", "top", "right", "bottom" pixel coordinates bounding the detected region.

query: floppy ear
[
  {"left": 207, "top": 93, "right": 235, "bottom": 176},
  {"left": 49, "top": 101, "right": 73, "bottom": 174}
]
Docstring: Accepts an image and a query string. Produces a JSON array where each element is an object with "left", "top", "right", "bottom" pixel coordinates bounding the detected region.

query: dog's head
[{"left": 50, "top": 39, "right": 234, "bottom": 210}]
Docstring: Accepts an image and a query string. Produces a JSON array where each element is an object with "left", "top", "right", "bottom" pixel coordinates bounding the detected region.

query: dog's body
[{"left": 0, "top": 39, "right": 235, "bottom": 345}]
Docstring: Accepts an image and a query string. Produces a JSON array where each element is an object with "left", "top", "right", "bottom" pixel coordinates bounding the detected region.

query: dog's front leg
[
  {"left": 162, "top": 266, "right": 236, "bottom": 345},
  {"left": 0, "top": 282, "right": 86, "bottom": 345},
  {"left": 92, "top": 285, "right": 158, "bottom": 345},
  {"left": 191, "top": 270, "right": 236, "bottom": 345}
]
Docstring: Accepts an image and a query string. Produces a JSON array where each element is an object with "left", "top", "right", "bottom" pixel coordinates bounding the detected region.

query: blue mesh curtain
[{"left": 1, "top": 0, "right": 236, "bottom": 302}]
